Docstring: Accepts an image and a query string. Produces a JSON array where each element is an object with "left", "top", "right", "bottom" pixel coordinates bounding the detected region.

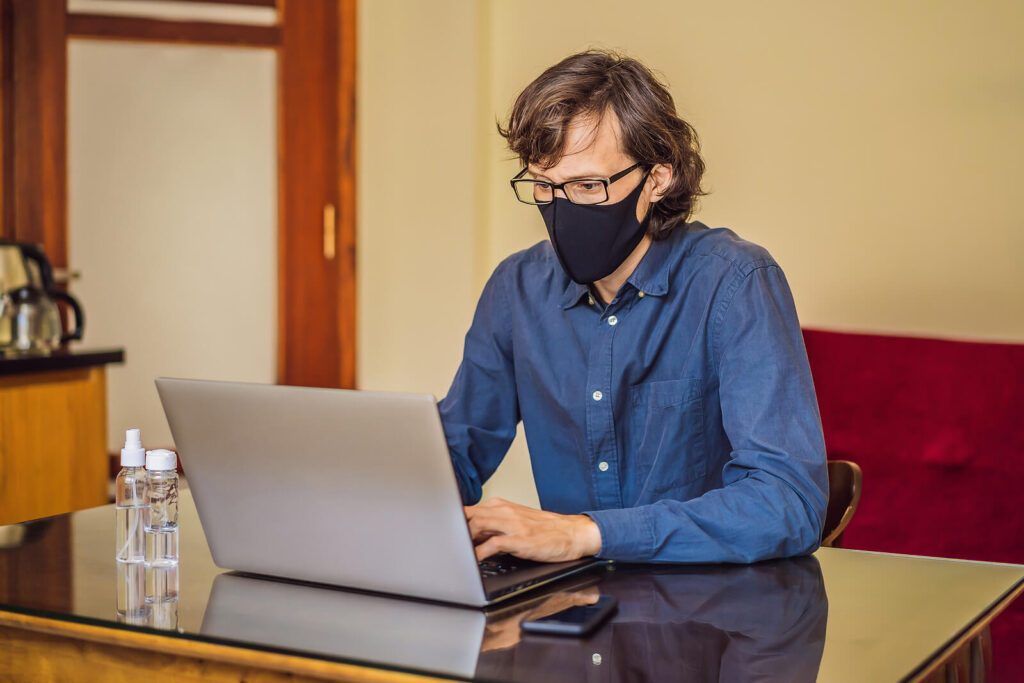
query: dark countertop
[{"left": 0, "top": 347, "right": 124, "bottom": 376}]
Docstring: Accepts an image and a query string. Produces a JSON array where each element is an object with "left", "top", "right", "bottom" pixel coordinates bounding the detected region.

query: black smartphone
[{"left": 520, "top": 595, "right": 618, "bottom": 636}]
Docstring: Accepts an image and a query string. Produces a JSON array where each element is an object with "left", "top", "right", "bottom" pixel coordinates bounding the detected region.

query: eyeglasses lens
[
  {"left": 565, "top": 181, "right": 608, "bottom": 205},
  {"left": 514, "top": 180, "right": 608, "bottom": 205}
]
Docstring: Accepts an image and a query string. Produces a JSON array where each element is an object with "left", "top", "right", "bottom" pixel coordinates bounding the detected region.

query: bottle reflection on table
[
  {"left": 115, "top": 561, "right": 179, "bottom": 631},
  {"left": 150, "top": 594, "right": 179, "bottom": 631},
  {"left": 147, "top": 562, "right": 179, "bottom": 602},
  {"left": 146, "top": 562, "right": 179, "bottom": 632},
  {"left": 115, "top": 561, "right": 149, "bottom": 625}
]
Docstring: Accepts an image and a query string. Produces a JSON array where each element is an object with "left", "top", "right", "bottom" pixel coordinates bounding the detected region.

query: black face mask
[{"left": 539, "top": 171, "right": 652, "bottom": 284}]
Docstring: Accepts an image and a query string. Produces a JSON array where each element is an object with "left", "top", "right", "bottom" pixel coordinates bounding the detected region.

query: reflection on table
[
  {"left": 198, "top": 557, "right": 826, "bottom": 682},
  {"left": 477, "top": 559, "right": 826, "bottom": 682}
]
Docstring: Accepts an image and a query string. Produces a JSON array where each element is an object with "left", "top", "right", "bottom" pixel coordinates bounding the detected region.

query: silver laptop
[{"left": 155, "top": 378, "right": 602, "bottom": 607}]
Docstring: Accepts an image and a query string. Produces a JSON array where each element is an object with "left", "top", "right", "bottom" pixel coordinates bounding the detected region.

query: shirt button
[
  {"left": 607, "top": 315, "right": 618, "bottom": 326},
  {"left": 598, "top": 461, "right": 609, "bottom": 472},
  {"left": 592, "top": 390, "right": 603, "bottom": 402},
  {"left": 638, "top": 291, "right": 645, "bottom": 298},
  {"left": 587, "top": 295, "right": 595, "bottom": 306}
]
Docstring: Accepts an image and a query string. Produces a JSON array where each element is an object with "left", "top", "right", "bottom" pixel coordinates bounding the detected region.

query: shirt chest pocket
[{"left": 628, "top": 378, "right": 706, "bottom": 497}]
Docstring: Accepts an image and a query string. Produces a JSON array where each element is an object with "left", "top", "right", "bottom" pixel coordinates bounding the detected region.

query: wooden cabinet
[{"left": 0, "top": 357, "right": 118, "bottom": 525}]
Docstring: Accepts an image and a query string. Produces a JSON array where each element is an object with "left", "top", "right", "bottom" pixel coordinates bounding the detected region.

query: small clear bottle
[
  {"left": 145, "top": 448, "right": 179, "bottom": 601},
  {"left": 115, "top": 428, "right": 148, "bottom": 562},
  {"left": 115, "top": 428, "right": 149, "bottom": 619}
]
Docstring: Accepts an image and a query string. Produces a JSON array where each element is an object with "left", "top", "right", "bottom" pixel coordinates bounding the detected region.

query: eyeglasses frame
[{"left": 510, "top": 162, "right": 648, "bottom": 206}]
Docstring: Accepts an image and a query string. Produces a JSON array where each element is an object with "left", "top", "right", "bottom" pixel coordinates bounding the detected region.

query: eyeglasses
[{"left": 510, "top": 162, "right": 647, "bottom": 206}]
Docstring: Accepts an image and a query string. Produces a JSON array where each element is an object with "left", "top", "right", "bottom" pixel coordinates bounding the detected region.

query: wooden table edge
[
  {"left": 907, "top": 578, "right": 1024, "bottom": 682},
  {"left": 0, "top": 608, "right": 460, "bottom": 683}
]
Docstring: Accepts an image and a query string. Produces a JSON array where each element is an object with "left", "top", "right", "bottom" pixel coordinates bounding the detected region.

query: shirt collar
[
  {"left": 558, "top": 236, "right": 672, "bottom": 310},
  {"left": 625, "top": 235, "right": 671, "bottom": 298},
  {"left": 560, "top": 280, "right": 592, "bottom": 309}
]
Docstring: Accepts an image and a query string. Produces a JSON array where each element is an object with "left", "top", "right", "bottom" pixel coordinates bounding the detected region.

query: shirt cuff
[{"left": 582, "top": 506, "right": 655, "bottom": 561}]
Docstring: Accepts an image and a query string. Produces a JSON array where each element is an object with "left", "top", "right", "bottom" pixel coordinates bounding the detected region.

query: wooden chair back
[{"left": 822, "top": 460, "right": 863, "bottom": 548}]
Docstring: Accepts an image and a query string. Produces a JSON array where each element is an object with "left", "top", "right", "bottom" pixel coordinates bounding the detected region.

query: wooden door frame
[
  {"left": 0, "top": 0, "right": 356, "bottom": 389},
  {"left": 0, "top": 0, "right": 67, "bottom": 267},
  {"left": 277, "top": 0, "right": 357, "bottom": 389}
]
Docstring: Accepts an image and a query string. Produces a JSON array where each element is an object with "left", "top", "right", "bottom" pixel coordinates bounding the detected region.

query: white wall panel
[{"left": 68, "top": 40, "right": 277, "bottom": 452}]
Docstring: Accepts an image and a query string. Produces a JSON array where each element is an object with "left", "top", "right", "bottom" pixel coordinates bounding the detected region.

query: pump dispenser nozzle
[{"left": 120, "top": 428, "right": 146, "bottom": 467}]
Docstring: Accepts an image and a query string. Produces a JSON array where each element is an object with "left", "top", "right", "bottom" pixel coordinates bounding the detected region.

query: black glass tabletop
[{"left": 0, "top": 489, "right": 1021, "bottom": 681}]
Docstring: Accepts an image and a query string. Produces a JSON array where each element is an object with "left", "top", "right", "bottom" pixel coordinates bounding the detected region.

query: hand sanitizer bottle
[
  {"left": 145, "top": 448, "right": 179, "bottom": 601},
  {"left": 115, "top": 428, "right": 148, "bottom": 619},
  {"left": 115, "top": 429, "right": 147, "bottom": 563}
]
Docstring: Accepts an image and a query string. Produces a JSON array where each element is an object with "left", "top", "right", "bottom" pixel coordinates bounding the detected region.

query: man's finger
[
  {"left": 467, "top": 523, "right": 502, "bottom": 543},
  {"left": 475, "top": 535, "right": 507, "bottom": 561},
  {"left": 466, "top": 503, "right": 515, "bottom": 523},
  {"left": 467, "top": 510, "right": 520, "bottom": 540},
  {"left": 476, "top": 532, "right": 536, "bottom": 561}
]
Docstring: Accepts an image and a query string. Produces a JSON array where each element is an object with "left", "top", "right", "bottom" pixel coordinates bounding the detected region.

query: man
[{"left": 439, "top": 50, "right": 828, "bottom": 564}]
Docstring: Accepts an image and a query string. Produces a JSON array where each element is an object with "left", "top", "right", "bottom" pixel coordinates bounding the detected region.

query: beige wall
[
  {"left": 357, "top": 0, "right": 484, "bottom": 399},
  {"left": 357, "top": 0, "right": 539, "bottom": 504},
  {"left": 483, "top": 1, "right": 1024, "bottom": 343},
  {"left": 358, "top": 1, "right": 1023, "bottom": 503}
]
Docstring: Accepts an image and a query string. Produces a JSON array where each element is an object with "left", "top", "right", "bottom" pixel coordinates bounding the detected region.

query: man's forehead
[{"left": 529, "top": 111, "right": 627, "bottom": 177}]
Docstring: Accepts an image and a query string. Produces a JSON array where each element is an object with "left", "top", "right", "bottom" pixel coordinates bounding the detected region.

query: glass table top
[{"left": 1, "top": 489, "right": 1021, "bottom": 682}]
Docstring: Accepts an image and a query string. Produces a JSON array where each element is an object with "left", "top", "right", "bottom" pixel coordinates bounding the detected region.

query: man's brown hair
[{"left": 499, "top": 50, "right": 706, "bottom": 240}]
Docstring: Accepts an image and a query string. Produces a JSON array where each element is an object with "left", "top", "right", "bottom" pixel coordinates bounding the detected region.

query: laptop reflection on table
[{"left": 200, "top": 570, "right": 603, "bottom": 680}]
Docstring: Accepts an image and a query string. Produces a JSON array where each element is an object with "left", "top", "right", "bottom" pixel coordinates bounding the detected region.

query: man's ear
[{"left": 648, "top": 163, "right": 673, "bottom": 203}]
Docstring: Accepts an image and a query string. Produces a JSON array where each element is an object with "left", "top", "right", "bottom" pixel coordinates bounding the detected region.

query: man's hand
[{"left": 465, "top": 498, "right": 602, "bottom": 562}]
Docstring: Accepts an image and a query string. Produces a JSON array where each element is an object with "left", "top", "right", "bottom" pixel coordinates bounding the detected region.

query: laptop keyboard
[{"left": 477, "top": 553, "right": 605, "bottom": 601}]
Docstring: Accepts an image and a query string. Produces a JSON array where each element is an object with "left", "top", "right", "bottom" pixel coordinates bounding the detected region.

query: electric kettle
[{"left": 0, "top": 241, "right": 84, "bottom": 355}]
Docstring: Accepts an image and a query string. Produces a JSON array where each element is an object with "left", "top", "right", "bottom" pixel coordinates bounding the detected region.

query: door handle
[{"left": 323, "top": 204, "right": 336, "bottom": 260}]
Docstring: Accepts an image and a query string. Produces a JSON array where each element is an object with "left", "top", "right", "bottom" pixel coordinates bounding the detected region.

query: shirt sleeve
[
  {"left": 585, "top": 263, "right": 829, "bottom": 562},
  {"left": 438, "top": 261, "right": 520, "bottom": 505}
]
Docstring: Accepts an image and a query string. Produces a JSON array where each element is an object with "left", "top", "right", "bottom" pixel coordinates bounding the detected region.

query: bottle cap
[
  {"left": 146, "top": 449, "right": 178, "bottom": 471},
  {"left": 120, "top": 428, "right": 146, "bottom": 467}
]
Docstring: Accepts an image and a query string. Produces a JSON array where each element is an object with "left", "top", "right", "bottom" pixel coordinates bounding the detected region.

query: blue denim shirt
[{"left": 439, "top": 223, "right": 828, "bottom": 563}]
